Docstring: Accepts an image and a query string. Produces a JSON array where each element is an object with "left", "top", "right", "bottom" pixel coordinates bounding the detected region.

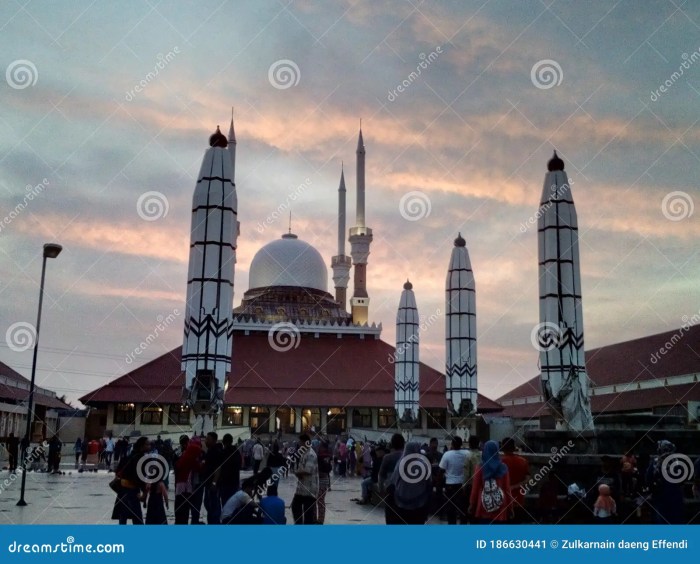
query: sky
[{"left": 0, "top": 0, "right": 698, "bottom": 407}]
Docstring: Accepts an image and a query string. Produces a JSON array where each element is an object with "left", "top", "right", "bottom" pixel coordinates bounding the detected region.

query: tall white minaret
[
  {"left": 227, "top": 108, "right": 236, "bottom": 174},
  {"left": 445, "top": 233, "right": 477, "bottom": 417},
  {"left": 182, "top": 125, "right": 238, "bottom": 435},
  {"left": 537, "top": 151, "right": 593, "bottom": 431},
  {"left": 331, "top": 165, "right": 352, "bottom": 310},
  {"left": 349, "top": 127, "right": 373, "bottom": 324},
  {"left": 395, "top": 280, "right": 420, "bottom": 433}
]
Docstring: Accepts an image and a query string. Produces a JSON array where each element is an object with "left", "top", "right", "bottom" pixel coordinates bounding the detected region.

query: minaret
[
  {"left": 537, "top": 151, "right": 594, "bottom": 431},
  {"left": 182, "top": 125, "right": 238, "bottom": 435},
  {"left": 349, "top": 127, "right": 373, "bottom": 324},
  {"left": 394, "top": 280, "right": 420, "bottom": 435},
  {"left": 331, "top": 165, "right": 352, "bottom": 310},
  {"left": 227, "top": 108, "right": 236, "bottom": 173},
  {"left": 445, "top": 233, "right": 477, "bottom": 417}
]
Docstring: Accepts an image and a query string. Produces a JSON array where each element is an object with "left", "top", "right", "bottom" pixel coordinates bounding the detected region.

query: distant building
[
  {"left": 498, "top": 326, "right": 700, "bottom": 432},
  {"left": 0, "top": 360, "right": 71, "bottom": 441}
]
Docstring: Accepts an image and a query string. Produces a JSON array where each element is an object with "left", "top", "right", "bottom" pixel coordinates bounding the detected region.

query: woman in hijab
[
  {"left": 391, "top": 442, "right": 433, "bottom": 524},
  {"left": 111, "top": 437, "right": 150, "bottom": 525},
  {"left": 469, "top": 440, "right": 512, "bottom": 523},
  {"left": 646, "top": 440, "right": 685, "bottom": 524}
]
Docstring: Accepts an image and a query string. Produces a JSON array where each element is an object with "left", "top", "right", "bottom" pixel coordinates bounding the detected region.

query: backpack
[{"left": 481, "top": 477, "right": 504, "bottom": 513}]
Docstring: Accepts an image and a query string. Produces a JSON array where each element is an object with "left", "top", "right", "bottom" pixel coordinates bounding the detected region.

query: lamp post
[{"left": 17, "top": 243, "right": 62, "bottom": 507}]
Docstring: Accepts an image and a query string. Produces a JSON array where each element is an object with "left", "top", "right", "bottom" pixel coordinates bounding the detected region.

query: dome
[{"left": 248, "top": 233, "right": 328, "bottom": 292}]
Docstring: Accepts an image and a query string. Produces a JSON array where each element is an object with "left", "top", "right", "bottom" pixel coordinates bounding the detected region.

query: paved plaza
[{"left": 0, "top": 464, "right": 441, "bottom": 525}]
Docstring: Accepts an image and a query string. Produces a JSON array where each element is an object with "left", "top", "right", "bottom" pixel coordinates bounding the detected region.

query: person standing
[
  {"left": 646, "top": 440, "right": 685, "bottom": 524},
  {"left": 391, "top": 442, "right": 433, "bottom": 524},
  {"left": 80, "top": 437, "right": 89, "bottom": 467},
  {"left": 73, "top": 438, "right": 82, "bottom": 469},
  {"left": 252, "top": 439, "right": 264, "bottom": 476},
  {"left": 469, "top": 440, "right": 512, "bottom": 524},
  {"left": 202, "top": 432, "right": 223, "bottom": 524},
  {"left": 6, "top": 433, "right": 19, "bottom": 473},
  {"left": 173, "top": 436, "right": 202, "bottom": 525},
  {"left": 316, "top": 439, "right": 332, "bottom": 524},
  {"left": 500, "top": 437, "right": 530, "bottom": 523},
  {"left": 104, "top": 436, "right": 115, "bottom": 468},
  {"left": 378, "top": 433, "right": 405, "bottom": 524},
  {"left": 291, "top": 433, "right": 319, "bottom": 524},
  {"left": 218, "top": 433, "right": 242, "bottom": 507},
  {"left": 111, "top": 437, "right": 150, "bottom": 525},
  {"left": 47, "top": 435, "right": 62, "bottom": 473},
  {"left": 439, "top": 436, "right": 469, "bottom": 524}
]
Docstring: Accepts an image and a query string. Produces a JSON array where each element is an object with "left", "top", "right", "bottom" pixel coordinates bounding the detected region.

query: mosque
[{"left": 80, "top": 118, "right": 501, "bottom": 441}]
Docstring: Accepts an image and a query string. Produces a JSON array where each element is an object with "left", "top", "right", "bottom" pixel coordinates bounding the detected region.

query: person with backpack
[
  {"left": 468, "top": 440, "right": 512, "bottom": 523},
  {"left": 390, "top": 442, "right": 432, "bottom": 524}
]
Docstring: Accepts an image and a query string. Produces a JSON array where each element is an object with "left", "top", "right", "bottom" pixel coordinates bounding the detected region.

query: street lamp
[{"left": 17, "top": 243, "right": 62, "bottom": 506}]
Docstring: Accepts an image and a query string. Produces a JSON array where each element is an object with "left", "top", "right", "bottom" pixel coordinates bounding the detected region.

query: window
[
  {"left": 301, "top": 408, "right": 320, "bottom": 430},
  {"left": 113, "top": 403, "right": 135, "bottom": 425},
  {"left": 378, "top": 408, "right": 396, "bottom": 428},
  {"left": 352, "top": 408, "right": 372, "bottom": 428},
  {"left": 250, "top": 406, "right": 270, "bottom": 434},
  {"left": 141, "top": 406, "right": 163, "bottom": 425},
  {"left": 425, "top": 408, "right": 446, "bottom": 429},
  {"left": 168, "top": 405, "right": 190, "bottom": 426},
  {"left": 325, "top": 407, "right": 346, "bottom": 435},
  {"left": 224, "top": 406, "right": 243, "bottom": 426}
]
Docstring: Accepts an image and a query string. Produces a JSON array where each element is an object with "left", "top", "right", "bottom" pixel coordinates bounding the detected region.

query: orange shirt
[{"left": 502, "top": 453, "right": 530, "bottom": 506}]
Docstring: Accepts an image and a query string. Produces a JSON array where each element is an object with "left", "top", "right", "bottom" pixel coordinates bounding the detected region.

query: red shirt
[
  {"left": 470, "top": 465, "right": 512, "bottom": 522},
  {"left": 502, "top": 453, "right": 530, "bottom": 506}
]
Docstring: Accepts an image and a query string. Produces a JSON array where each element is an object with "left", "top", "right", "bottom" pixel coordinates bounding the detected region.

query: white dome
[{"left": 249, "top": 234, "right": 328, "bottom": 292}]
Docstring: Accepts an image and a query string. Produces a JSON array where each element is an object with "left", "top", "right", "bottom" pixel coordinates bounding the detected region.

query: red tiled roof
[
  {"left": 501, "top": 383, "right": 700, "bottom": 420},
  {"left": 498, "top": 325, "right": 700, "bottom": 403},
  {"left": 80, "top": 332, "right": 502, "bottom": 412},
  {"left": 0, "top": 360, "right": 72, "bottom": 409}
]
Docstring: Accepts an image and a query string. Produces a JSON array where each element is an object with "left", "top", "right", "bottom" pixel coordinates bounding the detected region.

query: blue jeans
[
  {"left": 204, "top": 486, "right": 221, "bottom": 524},
  {"left": 361, "top": 477, "right": 374, "bottom": 501}
]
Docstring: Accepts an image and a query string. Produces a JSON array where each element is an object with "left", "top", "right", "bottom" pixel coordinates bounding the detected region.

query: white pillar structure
[
  {"left": 537, "top": 151, "right": 594, "bottom": 431},
  {"left": 182, "top": 125, "right": 238, "bottom": 435},
  {"left": 445, "top": 233, "right": 477, "bottom": 416},
  {"left": 349, "top": 128, "right": 373, "bottom": 324},
  {"left": 394, "top": 280, "right": 420, "bottom": 434},
  {"left": 331, "top": 166, "right": 352, "bottom": 310}
]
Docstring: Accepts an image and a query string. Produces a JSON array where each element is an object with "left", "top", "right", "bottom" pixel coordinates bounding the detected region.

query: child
[
  {"left": 593, "top": 484, "right": 616, "bottom": 523},
  {"left": 145, "top": 479, "right": 169, "bottom": 524}
]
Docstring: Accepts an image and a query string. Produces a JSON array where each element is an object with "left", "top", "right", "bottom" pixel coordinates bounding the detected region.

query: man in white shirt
[
  {"left": 104, "top": 436, "right": 115, "bottom": 468},
  {"left": 252, "top": 440, "right": 264, "bottom": 476},
  {"left": 292, "top": 434, "right": 319, "bottom": 524},
  {"left": 439, "top": 436, "right": 469, "bottom": 524},
  {"left": 221, "top": 477, "right": 258, "bottom": 524}
]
